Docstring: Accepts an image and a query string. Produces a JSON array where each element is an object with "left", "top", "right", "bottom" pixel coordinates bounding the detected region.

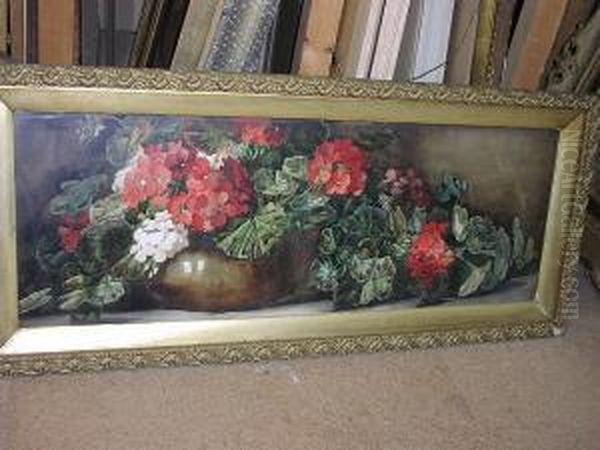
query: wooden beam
[
  {"left": 503, "top": 0, "right": 569, "bottom": 91},
  {"left": 292, "top": 0, "right": 345, "bottom": 76},
  {"left": 37, "top": 0, "right": 78, "bottom": 64}
]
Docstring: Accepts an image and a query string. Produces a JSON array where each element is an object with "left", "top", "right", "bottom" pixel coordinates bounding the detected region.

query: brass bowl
[{"left": 150, "top": 232, "right": 318, "bottom": 311}]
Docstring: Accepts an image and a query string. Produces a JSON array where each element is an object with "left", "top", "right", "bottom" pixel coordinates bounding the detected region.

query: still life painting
[{"left": 15, "top": 112, "right": 557, "bottom": 326}]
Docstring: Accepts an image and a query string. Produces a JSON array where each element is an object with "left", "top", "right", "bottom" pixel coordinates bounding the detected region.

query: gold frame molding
[{"left": 0, "top": 64, "right": 597, "bottom": 376}]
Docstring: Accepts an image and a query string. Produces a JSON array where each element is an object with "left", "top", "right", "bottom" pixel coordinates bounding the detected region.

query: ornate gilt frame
[{"left": 0, "top": 65, "right": 597, "bottom": 376}]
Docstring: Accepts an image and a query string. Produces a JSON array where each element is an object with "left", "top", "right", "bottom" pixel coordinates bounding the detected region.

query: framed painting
[{"left": 0, "top": 65, "right": 597, "bottom": 376}]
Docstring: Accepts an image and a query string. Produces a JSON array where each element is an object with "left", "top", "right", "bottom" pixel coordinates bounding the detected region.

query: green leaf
[
  {"left": 77, "top": 218, "right": 133, "bottom": 276},
  {"left": 493, "top": 227, "right": 511, "bottom": 282},
  {"left": 359, "top": 280, "right": 378, "bottom": 305},
  {"left": 110, "top": 253, "right": 147, "bottom": 281},
  {"left": 509, "top": 217, "right": 537, "bottom": 273},
  {"left": 19, "top": 288, "right": 54, "bottom": 315},
  {"left": 48, "top": 174, "right": 109, "bottom": 216},
  {"left": 288, "top": 190, "right": 334, "bottom": 230},
  {"left": 388, "top": 206, "right": 407, "bottom": 237},
  {"left": 59, "top": 276, "right": 125, "bottom": 313},
  {"left": 364, "top": 277, "right": 394, "bottom": 305},
  {"left": 311, "top": 258, "right": 341, "bottom": 292},
  {"left": 281, "top": 156, "right": 307, "bottom": 180},
  {"left": 186, "top": 125, "right": 232, "bottom": 151},
  {"left": 391, "top": 235, "right": 412, "bottom": 265},
  {"left": 435, "top": 174, "right": 469, "bottom": 203},
  {"left": 512, "top": 217, "right": 525, "bottom": 267},
  {"left": 349, "top": 256, "right": 396, "bottom": 305},
  {"left": 349, "top": 256, "right": 372, "bottom": 283},
  {"left": 480, "top": 228, "right": 511, "bottom": 293},
  {"left": 318, "top": 227, "right": 336, "bottom": 256},
  {"left": 34, "top": 234, "right": 76, "bottom": 277},
  {"left": 235, "top": 143, "right": 280, "bottom": 169},
  {"left": 253, "top": 168, "right": 298, "bottom": 200},
  {"left": 252, "top": 168, "right": 275, "bottom": 191},
  {"left": 357, "top": 256, "right": 396, "bottom": 305},
  {"left": 216, "top": 203, "right": 288, "bottom": 260},
  {"left": 106, "top": 129, "right": 143, "bottom": 167},
  {"left": 58, "top": 289, "right": 87, "bottom": 312},
  {"left": 90, "top": 193, "right": 126, "bottom": 224},
  {"left": 275, "top": 171, "right": 299, "bottom": 197},
  {"left": 524, "top": 237, "right": 535, "bottom": 266},
  {"left": 465, "top": 216, "right": 498, "bottom": 257},
  {"left": 93, "top": 276, "right": 126, "bottom": 306},
  {"left": 374, "top": 256, "right": 397, "bottom": 279},
  {"left": 64, "top": 274, "right": 86, "bottom": 290},
  {"left": 452, "top": 204, "right": 469, "bottom": 242},
  {"left": 143, "top": 118, "right": 183, "bottom": 145},
  {"left": 408, "top": 207, "right": 427, "bottom": 234},
  {"left": 458, "top": 261, "right": 492, "bottom": 297},
  {"left": 377, "top": 193, "right": 393, "bottom": 211}
]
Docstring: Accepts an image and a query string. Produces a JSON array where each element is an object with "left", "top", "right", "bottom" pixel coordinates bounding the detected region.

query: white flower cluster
[{"left": 130, "top": 211, "right": 189, "bottom": 275}]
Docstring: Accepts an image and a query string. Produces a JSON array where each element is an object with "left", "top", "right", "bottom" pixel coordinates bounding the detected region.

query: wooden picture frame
[
  {"left": 0, "top": 65, "right": 597, "bottom": 376},
  {"left": 471, "top": 0, "right": 517, "bottom": 87},
  {"left": 127, "top": 0, "right": 166, "bottom": 67}
]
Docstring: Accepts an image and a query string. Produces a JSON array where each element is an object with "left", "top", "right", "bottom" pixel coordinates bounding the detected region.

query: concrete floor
[{"left": 1, "top": 276, "right": 599, "bottom": 450}]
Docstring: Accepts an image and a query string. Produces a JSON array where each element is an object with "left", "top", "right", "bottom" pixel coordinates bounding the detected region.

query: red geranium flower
[
  {"left": 168, "top": 157, "right": 254, "bottom": 233},
  {"left": 121, "top": 148, "right": 173, "bottom": 209},
  {"left": 167, "top": 194, "right": 193, "bottom": 226},
  {"left": 222, "top": 157, "right": 254, "bottom": 205},
  {"left": 236, "top": 119, "right": 285, "bottom": 148},
  {"left": 118, "top": 140, "right": 253, "bottom": 232},
  {"left": 142, "top": 143, "right": 167, "bottom": 163},
  {"left": 164, "top": 141, "right": 197, "bottom": 179},
  {"left": 57, "top": 210, "right": 90, "bottom": 253},
  {"left": 307, "top": 139, "right": 368, "bottom": 197},
  {"left": 187, "top": 157, "right": 211, "bottom": 180},
  {"left": 407, "top": 222, "right": 455, "bottom": 289}
]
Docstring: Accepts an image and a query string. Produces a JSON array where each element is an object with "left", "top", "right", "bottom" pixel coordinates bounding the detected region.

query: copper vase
[{"left": 150, "top": 232, "right": 319, "bottom": 311}]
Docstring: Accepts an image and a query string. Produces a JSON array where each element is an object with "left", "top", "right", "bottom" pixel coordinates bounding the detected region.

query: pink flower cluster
[
  {"left": 382, "top": 167, "right": 431, "bottom": 208},
  {"left": 121, "top": 141, "right": 254, "bottom": 233}
]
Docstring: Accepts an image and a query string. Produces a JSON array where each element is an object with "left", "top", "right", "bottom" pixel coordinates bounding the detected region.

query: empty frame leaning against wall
[{"left": 0, "top": 65, "right": 597, "bottom": 376}]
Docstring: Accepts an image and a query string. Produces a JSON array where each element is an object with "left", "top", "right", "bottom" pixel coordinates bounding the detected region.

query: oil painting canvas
[{"left": 14, "top": 112, "right": 558, "bottom": 326}]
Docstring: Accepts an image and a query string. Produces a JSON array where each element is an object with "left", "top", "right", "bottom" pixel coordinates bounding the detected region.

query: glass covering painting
[{"left": 14, "top": 113, "right": 558, "bottom": 325}]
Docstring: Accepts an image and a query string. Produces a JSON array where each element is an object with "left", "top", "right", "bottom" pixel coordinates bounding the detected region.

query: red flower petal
[
  {"left": 307, "top": 139, "right": 368, "bottom": 197},
  {"left": 168, "top": 156, "right": 254, "bottom": 233},
  {"left": 236, "top": 119, "right": 285, "bottom": 148},
  {"left": 407, "top": 222, "right": 454, "bottom": 289},
  {"left": 121, "top": 154, "right": 172, "bottom": 209},
  {"left": 58, "top": 226, "right": 83, "bottom": 252}
]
